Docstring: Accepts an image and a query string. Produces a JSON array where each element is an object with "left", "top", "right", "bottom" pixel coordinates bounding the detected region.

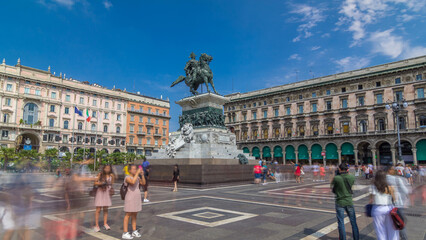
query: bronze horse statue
[{"left": 171, "top": 53, "right": 219, "bottom": 95}]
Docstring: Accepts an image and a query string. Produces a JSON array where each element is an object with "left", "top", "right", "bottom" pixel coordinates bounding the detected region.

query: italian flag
[{"left": 86, "top": 109, "right": 91, "bottom": 122}]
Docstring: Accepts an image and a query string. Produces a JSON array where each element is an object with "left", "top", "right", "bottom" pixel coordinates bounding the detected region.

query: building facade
[
  {"left": 224, "top": 55, "right": 426, "bottom": 166},
  {"left": 126, "top": 94, "right": 170, "bottom": 156},
  {"left": 0, "top": 59, "right": 169, "bottom": 156}
]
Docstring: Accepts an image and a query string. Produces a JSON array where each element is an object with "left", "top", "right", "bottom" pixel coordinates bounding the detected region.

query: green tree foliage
[{"left": 0, "top": 147, "right": 17, "bottom": 171}]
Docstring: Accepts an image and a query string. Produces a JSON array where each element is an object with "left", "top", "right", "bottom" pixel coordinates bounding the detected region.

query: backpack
[{"left": 120, "top": 182, "right": 128, "bottom": 200}]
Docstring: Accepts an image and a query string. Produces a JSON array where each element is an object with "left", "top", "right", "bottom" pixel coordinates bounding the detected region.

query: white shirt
[
  {"left": 370, "top": 185, "right": 393, "bottom": 206},
  {"left": 386, "top": 175, "right": 411, "bottom": 208}
]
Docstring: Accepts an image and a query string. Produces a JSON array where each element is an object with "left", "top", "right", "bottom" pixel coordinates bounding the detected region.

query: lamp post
[{"left": 385, "top": 98, "right": 408, "bottom": 165}]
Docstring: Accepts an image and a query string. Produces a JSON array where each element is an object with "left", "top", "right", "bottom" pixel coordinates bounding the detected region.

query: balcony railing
[{"left": 128, "top": 108, "right": 170, "bottom": 118}]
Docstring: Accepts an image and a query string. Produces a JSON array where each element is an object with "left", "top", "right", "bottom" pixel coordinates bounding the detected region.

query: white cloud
[
  {"left": 335, "top": 56, "right": 370, "bottom": 72},
  {"left": 311, "top": 46, "right": 321, "bottom": 51},
  {"left": 402, "top": 46, "right": 426, "bottom": 58},
  {"left": 288, "top": 54, "right": 302, "bottom": 60},
  {"left": 290, "top": 4, "right": 325, "bottom": 42},
  {"left": 103, "top": 0, "right": 112, "bottom": 9},
  {"left": 321, "top": 33, "right": 330, "bottom": 38}
]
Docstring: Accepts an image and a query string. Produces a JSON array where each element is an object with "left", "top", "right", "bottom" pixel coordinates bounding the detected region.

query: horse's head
[{"left": 200, "top": 53, "right": 213, "bottom": 63}]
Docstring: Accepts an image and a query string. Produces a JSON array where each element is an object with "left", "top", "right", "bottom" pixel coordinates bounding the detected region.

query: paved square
[{"left": 157, "top": 207, "right": 257, "bottom": 227}]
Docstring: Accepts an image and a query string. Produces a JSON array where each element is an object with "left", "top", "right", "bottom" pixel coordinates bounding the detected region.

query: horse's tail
[{"left": 171, "top": 76, "right": 185, "bottom": 87}]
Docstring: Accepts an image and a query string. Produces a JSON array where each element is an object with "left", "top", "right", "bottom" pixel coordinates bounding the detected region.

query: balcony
[
  {"left": 1, "top": 105, "right": 14, "bottom": 113},
  {"left": 19, "top": 124, "right": 42, "bottom": 131},
  {"left": 0, "top": 122, "right": 17, "bottom": 128},
  {"left": 137, "top": 131, "right": 146, "bottom": 136},
  {"left": 128, "top": 108, "right": 171, "bottom": 118},
  {"left": 153, "top": 133, "right": 162, "bottom": 137},
  {"left": 145, "top": 122, "right": 154, "bottom": 127}
]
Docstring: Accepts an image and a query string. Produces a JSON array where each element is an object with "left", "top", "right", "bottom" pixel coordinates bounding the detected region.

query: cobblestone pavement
[{"left": 1, "top": 175, "right": 425, "bottom": 240}]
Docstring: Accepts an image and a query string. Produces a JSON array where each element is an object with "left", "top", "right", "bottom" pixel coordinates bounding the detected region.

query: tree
[
  {"left": 43, "top": 148, "right": 59, "bottom": 172},
  {"left": 16, "top": 150, "right": 40, "bottom": 171},
  {"left": 126, "top": 152, "right": 136, "bottom": 164},
  {"left": 0, "top": 147, "right": 17, "bottom": 171}
]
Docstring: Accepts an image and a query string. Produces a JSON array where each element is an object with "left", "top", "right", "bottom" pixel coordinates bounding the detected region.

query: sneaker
[
  {"left": 143, "top": 199, "right": 150, "bottom": 203},
  {"left": 132, "top": 230, "right": 141, "bottom": 238},
  {"left": 93, "top": 226, "right": 100, "bottom": 232},
  {"left": 122, "top": 232, "right": 133, "bottom": 239}
]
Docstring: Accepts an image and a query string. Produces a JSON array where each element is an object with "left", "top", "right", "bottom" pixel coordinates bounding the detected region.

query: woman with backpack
[
  {"left": 369, "top": 170, "right": 399, "bottom": 240},
  {"left": 93, "top": 165, "right": 114, "bottom": 232},
  {"left": 122, "top": 164, "right": 146, "bottom": 239}
]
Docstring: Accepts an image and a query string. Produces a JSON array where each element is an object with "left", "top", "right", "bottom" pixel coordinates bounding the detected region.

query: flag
[
  {"left": 86, "top": 109, "right": 91, "bottom": 122},
  {"left": 74, "top": 106, "right": 83, "bottom": 116}
]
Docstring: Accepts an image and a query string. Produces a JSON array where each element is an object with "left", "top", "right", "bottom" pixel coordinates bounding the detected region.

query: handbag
[
  {"left": 365, "top": 204, "right": 373, "bottom": 217},
  {"left": 109, "top": 187, "right": 115, "bottom": 196},
  {"left": 120, "top": 183, "right": 127, "bottom": 200},
  {"left": 390, "top": 207, "right": 405, "bottom": 230},
  {"left": 89, "top": 186, "right": 98, "bottom": 197}
]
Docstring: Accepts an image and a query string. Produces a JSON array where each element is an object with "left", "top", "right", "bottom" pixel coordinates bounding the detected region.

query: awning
[
  {"left": 263, "top": 146, "right": 271, "bottom": 158},
  {"left": 243, "top": 147, "right": 250, "bottom": 153},
  {"left": 274, "top": 146, "right": 283, "bottom": 158},
  {"left": 416, "top": 140, "right": 426, "bottom": 161},
  {"left": 311, "top": 144, "right": 322, "bottom": 160},
  {"left": 298, "top": 145, "right": 309, "bottom": 160},
  {"left": 326, "top": 143, "right": 338, "bottom": 160},
  {"left": 252, "top": 147, "right": 260, "bottom": 158},
  {"left": 341, "top": 142, "right": 354, "bottom": 155},
  {"left": 285, "top": 145, "right": 295, "bottom": 160}
]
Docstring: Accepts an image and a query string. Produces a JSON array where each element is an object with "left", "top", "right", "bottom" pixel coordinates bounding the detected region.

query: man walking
[
  {"left": 141, "top": 158, "right": 150, "bottom": 203},
  {"left": 331, "top": 163, "right": 359, "bottom": 240}
]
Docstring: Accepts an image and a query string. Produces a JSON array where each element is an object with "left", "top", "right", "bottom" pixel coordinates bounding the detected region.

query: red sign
[{"left": 321, "top": 152, "right": 326, "bottom": 156}]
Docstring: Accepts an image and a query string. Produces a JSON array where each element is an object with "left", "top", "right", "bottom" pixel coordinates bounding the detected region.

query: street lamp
[{"left": 385, "top": 98, "right": 408, "bottom": 165}]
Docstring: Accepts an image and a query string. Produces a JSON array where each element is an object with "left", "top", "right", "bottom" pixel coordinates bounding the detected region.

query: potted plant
[{"left": 19, "top": 119, "right": 24, "bottom": 125}]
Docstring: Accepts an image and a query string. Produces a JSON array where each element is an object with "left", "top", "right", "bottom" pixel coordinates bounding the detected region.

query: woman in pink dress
[
  {"left": 94, "top": 165, "right": 115, "bottom": 232},
  {"left": 122, "top": 164, "right": 146, "bottom": 239}
]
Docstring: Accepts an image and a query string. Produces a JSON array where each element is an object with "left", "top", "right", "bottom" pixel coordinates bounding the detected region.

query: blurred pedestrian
[
  {"left": 122, "top": 165, "right": 146, "bottom": 239},
  {"left": 312, "top": 162, "right": 319, "bottom": 182},
  {"left": 319, "top": 164, "right": 326, "bottom": 182},
  {"left": 404, "top": 165, "right": 413, "bottom": 185},
  {"left": 262, "top": 161, "right": 268, "bottom": 185},
  {"left": 331, "top": 163, "right": 359, "bottom": 240},
  {"left": 370, "top": 170, "right": 399, "bottom": 240},
  {"left": 294, "top": 162, "right": 301, "bottom": 184},
  {"left": 253, "top": 161, "right": 262, "bottom": 184},
  {"left": 0, "top": 192, "right": 15, "bottom": 240},
  {"left": 172, "top": 164, "right": 180, "bottom": 192},
  {"left": 141, "top": 159, "right": 150, "bottom": 203},
  {"left": 93, "top": 165, "right": 115, "bottom": 232}
]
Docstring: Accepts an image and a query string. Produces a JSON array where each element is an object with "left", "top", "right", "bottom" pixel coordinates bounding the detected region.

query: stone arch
[
  {"left": 252, "top": 146, "right": 260, "bottom": 159},
  {"left": 15, "top": 132, "right": 41, "bottom": 151},
  {"left": 376, "top": 140, "right": 392, "bottom": 165},
  {"left": 273, "top": 145, "right": 283, "bottom": 163},
  {"left": 285, "top": 145, "right": 296, "bottom": 161}
]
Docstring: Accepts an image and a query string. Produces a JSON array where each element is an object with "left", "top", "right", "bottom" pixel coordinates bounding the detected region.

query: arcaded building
[{"left": 224, "top": 55, "right": 426, "bottom": 166}]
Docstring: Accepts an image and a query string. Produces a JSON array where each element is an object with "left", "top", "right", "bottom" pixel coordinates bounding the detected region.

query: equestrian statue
[{"left": 171, "top": 52, "right": 219, "bottom": 95}]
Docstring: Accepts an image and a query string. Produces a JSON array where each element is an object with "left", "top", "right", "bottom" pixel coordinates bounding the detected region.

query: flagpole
[
  {"left": 71, "top": 105, "right": 76, "bottom": 167},
  {"left": 94, "top": 109, "right": 98, "bottom": 171},
  {"left": 83, "top": 116, "right": 87, "bottom": 162}
]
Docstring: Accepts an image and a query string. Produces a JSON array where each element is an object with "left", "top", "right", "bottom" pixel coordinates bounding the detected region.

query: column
[
  {"left": 295, "top": 150, "right": 299, "bottom": 164},
  {"left": 371, "top": 148, "right": 377, "bottom": 169},
  {"left": 308, "top": 150, "right": 312, "bottom": 165},
  {"left": 391, "top": 148, "right": 396, "bottom": 166},
  {"left": 283, "top": 149, "right": 286, "bottom": 165},
  {"left": 337, "top": 149, "right": 342, "bottom": 164},
  {"left": 413, "top": 147, "right": 418, "bottom": 166},
  {"left": 354, "top": 150, "right": 359, "bottom": 166}
]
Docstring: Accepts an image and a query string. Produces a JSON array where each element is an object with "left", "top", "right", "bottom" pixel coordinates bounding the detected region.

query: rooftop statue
[{"left": 171, "top": 52, "right": 219, "bottom": 95}]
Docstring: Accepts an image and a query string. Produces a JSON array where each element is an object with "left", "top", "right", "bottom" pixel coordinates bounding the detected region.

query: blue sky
[{"left": 1, "top": 0, "right": 426, "bottom": 131}]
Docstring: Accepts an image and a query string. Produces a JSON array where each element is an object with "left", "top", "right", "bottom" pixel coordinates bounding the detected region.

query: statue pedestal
[{"left": 144, "top": 93, "right": 256, "bottom": 184}]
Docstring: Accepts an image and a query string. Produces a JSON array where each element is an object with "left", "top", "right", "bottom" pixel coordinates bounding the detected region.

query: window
[
  {"left": 253, "top": 102, "right": 256, "bottom": 107},
  {"left": 312, "top": 92, "right": 317, "bottom": 98},
  {"left": 252, "top": 112, "right": 257, "bottom": 120},
  {"left": 139, "top": 117, "right": 143, "bottom": 123},
  {"left": 139, "top": 126, "right": 143, "bottom": 133},
  {"left": 51, "top": 92, "right": 56, "bottom": 99},
  {"left": 243, "top": 114, "right": 247, "bottom": 121},
  {"left": 312, "top": 103, "right": 317, "bottom": 112},
  {"left": 66, "top": 95, "right": 70, "bottom": 102},
  {"left": 103, "top": 125, "right": 108, "bottom": 132},
  {"left": 64, "top": 120, "right": 69, "bottom": 129},
  {"left": 243, "top": 104, "right": 246, "bottom": 109},
  {"left": 23, "top": 103, "right": 38, "bottom": 124},
  {"left": 376, "top": 81, "right": 381, "bottom": 87},
  {"left": 130, "top": 125, "right": 134, "bottom": 133},
  {"left": 24, "top": 88, "right": 30, "bottom": 94},
  {"left": 35, "top": 89, "right": 41, "bottom": 96},
  {"left": 399, "top": 116, "right": 406, "bottom": 130},
  {"left": 138, "top": 138, "right": 142, "bottom": 145},
  {"left": 131, "top": 105, "right": 135, "bottom": 111},
  {"left": 341, "top": 99, "right": 348, "bottom": 109},
  {"left": 148, "top": 117, "right": 151, "bottom": 123},
  {"left": 285, "top": 128, "right": 291, "bottom": 137},
  {"left": 417, "top": 88, "right": 424, "bottom": 99},
  {"left": 358, "top": 96, "right": 365, "bottom": 106},
  {"left": 274, "top": 108, "right": 279, "bottom": 117},
  {"left": 79, "top": 97, "right": 84, "bottom": 104},
  {"left": 91, "top": 123, "right": 96, "bottom": 131},
  {"left": 419, "top": 116, "right": 426, "bottom": 127},
  {"left": 116, "top": 126, "right": 121, "bottom": 133},
  {"left": 93, "top": 100, "right": 97, "bottom": 106},
  {"left": 359, "top": 120, "right": 367, "bottom": 133},
  {"left": 6, "top": 84, "right": 13, "bottom": 91},
  {"left": 156, "top": 119, "right": 159, "bottom": 124},
  {"left": 129, "top": 137, "right": 134, "bottom": 144},
  {"left": 92, "top": 111, "right": 97, "bottom": 118},
  {"left": 416, "top": 74, "right": 423, "bottom": 81},
  {"left": 147, "top": 138, "right": 151, "bottom": 145},
  {"left": 286, "top": 97, "right": 290, "bottom": 102},
  {"left": 298, "top": 105, "right": 303, "bottom": 114},
  {"left": 395, "top": 77, "right": 401, "bottom": 84},
  {"left": 163, "top": 129, "right": 166, "bottom": 136},
  {"left": 49, "top": 119, "right": 54, "bottom": 127},
  {"left": 130, "top": 115, "right": 134, "bottom": 122},
  {"left": 63, "top": 135, "right": 68, "bottom": 143},
  {"left": 286, "top": 107, "right": 291, "bottom": 115},
  {"left": 395, "top": 91, "right": 404, "bottom": 101},
  {"left": 326, "top": 89, "right": 331, "bottom": 95},
  {"left": 263, "top": 101, "right": 267, "bottom": 105},
  {"left": 263, "top": 110, "right": 267, "bottom": 118},
  {"left": 91, "top": 136, "right": 96, "bottom": 145},
  {"left": 312, "top": 125, "right": 319, "bottom": 136},
  {"left": 78, "top": 122, "right": 83, "bottom": 130},
  {"left": 298, "top": 126, "right": 305, "bottom": 136},
  {"left": 77, "top": 136, "right": 82, "bottom": 143},
  {"left": 342, "top": 122, "right": 350, "bottom": 133},
  {"left": 3, "top": 114, "right": 9, "bottom": 123},
  {"left": 50, "top": 105, "right": 55, "bottom": 112},
  {"left": 5, "top": 98, "right": 11, "bottom": 106},
  {"left": 378, "top": 119, "right": 386, "bottom": 131},
  {"left": 274, "top": 99, "right": 278, "bottom": 103},
  {"left": 376, "top": 94, "right": 383, "bottom": 104},
  {"left": 299, "top": 95, "right": 303, "bottom": 100},
  {"left": 327, "top": 123, "right": 333, "bottom": 135},
  {"left": 104, "top": 113, "right": 108, "bottom": 119},
  {"left": 117, "top": 104, "right": 121, "bottom": 110},
  {"left": 155, "top": 128, "right": 159, "bottom": 134},
  {"left": 326, "top": 101, "right": 332, "bottom": 110},
  {"left": 117, "top": 114, "right": 121, "bottom": 121},
  {"left": 358, "top": 85, "right": 363, "bottom": 90},
  {"left": 105, "top": 102, "right": 109, "bottom": 108},
  {"left": 2, "top": 130, "right": 9, "bottom": 138},
  {"left": 341, "top": 87, "right": 346, "bottom": 93},
  {"left": 262, "top": 129, "right": 268, "bottom": 139},
  {"left": 163, "top": 120, "right": 166, "bottom": 126}
]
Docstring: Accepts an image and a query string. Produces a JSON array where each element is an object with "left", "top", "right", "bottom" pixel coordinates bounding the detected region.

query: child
[
  {"left": 122, "top": 165, "right": 146, "bottom": 239},
  {"left": 94, "top": 165, "right": 114, "bottom": 232}
]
